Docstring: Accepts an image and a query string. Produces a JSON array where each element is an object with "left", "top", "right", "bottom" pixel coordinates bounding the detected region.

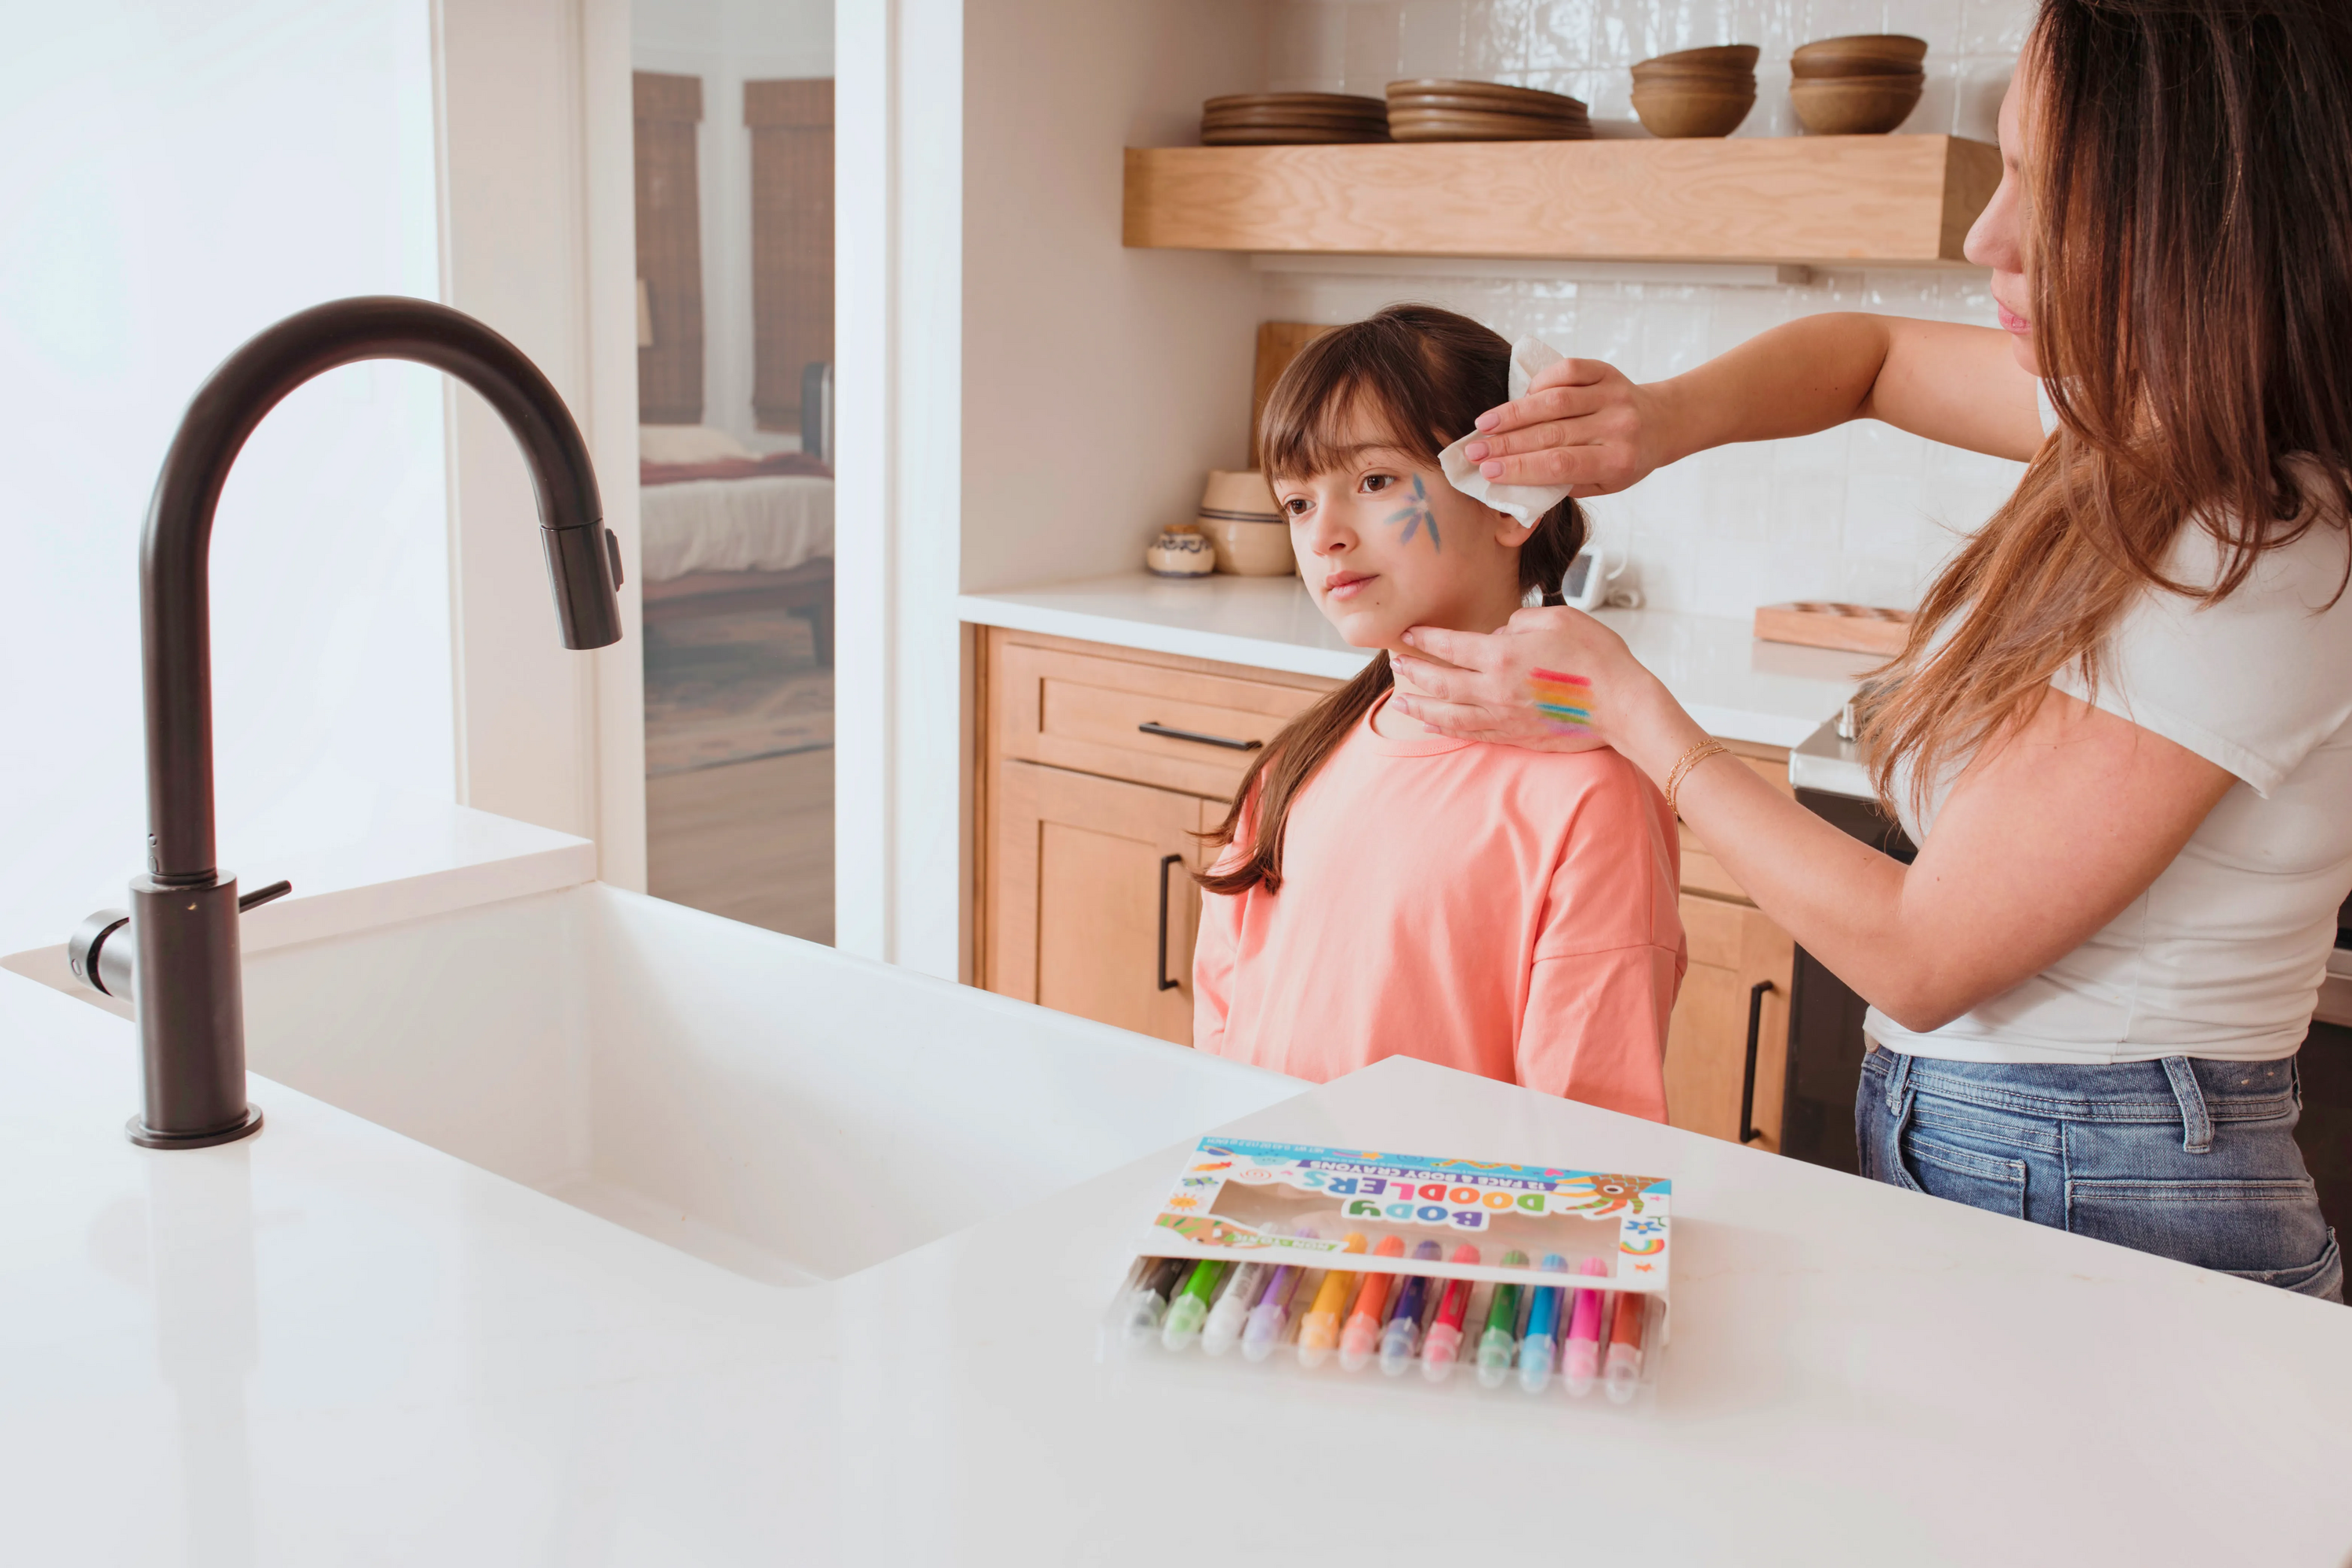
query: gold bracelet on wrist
[{"left": 1663, "top": 739, "right": 1729, "bottom": 819}]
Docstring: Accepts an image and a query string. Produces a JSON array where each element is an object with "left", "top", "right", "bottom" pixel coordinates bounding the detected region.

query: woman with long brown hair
[{"left": 1387, "top": 0, "right": 2351, "bottom": 1300}]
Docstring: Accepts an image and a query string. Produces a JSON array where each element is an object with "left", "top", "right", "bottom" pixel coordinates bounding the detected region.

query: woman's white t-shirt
[{"left": 1865, "top": 406, "right": 2352, "bottom": 1065}]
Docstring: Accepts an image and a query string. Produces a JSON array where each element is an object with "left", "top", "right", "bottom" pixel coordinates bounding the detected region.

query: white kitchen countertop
[
  {"left": 6, "top": 967, "right": 2347, "bottom": 1565},
  {"left": 959, "top": 572, "right": 1878, "bottom": 748}
]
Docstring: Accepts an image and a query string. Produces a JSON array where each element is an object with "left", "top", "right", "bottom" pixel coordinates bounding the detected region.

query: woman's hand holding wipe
[{"left": 1456, "top": 358, "right": 1677, "bottom": 497}]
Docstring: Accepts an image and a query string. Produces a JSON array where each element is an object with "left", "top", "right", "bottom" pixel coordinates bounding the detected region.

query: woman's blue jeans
[{"left": 1857, "top": 1047, "right": 2343, "bottom": 1302}]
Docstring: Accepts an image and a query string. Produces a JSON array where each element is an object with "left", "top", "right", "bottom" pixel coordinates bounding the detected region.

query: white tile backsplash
[{"left": 1256, "top": 0, "right": 2034, "bottom": 617}]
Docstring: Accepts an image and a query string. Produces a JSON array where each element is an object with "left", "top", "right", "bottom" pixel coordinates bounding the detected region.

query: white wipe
[{"left": 1437, "top": 336, "right": 1575, "bottom": 525}]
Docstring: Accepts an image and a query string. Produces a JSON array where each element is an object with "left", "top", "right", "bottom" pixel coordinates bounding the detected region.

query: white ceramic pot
[{"left": 1197, "top": 469, "right": 1292, "bottom": 576}]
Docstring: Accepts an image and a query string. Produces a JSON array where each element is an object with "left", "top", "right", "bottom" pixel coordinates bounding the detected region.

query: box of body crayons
[{"left": 1106, "top": 1138, "right": 1671, "bottom": 1404}]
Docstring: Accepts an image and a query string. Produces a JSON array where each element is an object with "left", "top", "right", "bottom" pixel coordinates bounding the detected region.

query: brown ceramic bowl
[
  {"left": 1791, "top": 34, "right": 1929, "bottom": 74},
  {"left": 1631, "top": 82, "right": 1758, "bottom": 137},
  {"left": 1632, "top": 44, "right": 1762, "bottom": 74},
  {"left": 1789, "top": 74, "right": 1926, "bottom": 135}
]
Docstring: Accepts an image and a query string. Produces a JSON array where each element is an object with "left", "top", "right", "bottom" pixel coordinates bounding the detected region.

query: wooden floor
[{"left": 645, "top": 748, "right": 834, "bottom": 945}]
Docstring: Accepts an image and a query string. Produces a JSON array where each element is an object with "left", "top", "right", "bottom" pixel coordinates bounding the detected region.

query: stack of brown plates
[
  {"left": 1629, "top": 45, "right": 1759, "bottom": 138},
  {"left": 1384, "top": 79, "right": 1592, "bottom": 142},
  {"left": 1789, "top": 34, "right": 1926, "bottom": 135},
  {"left": 1201, "top": 93, "right": 1388, "bottom": 146}
]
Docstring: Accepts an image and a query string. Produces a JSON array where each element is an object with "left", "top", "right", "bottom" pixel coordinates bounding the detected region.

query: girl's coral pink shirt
[{"left": 1193, "top": 693, "right": 1686, "bottom": 1121}]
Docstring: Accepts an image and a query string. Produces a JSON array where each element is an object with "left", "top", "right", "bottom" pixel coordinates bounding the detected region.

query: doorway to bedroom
[{"left": 631, "top": 1, "right": 834, "bottom": 943}]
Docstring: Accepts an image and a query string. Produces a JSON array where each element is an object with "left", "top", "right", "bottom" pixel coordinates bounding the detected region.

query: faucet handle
[
  {"left": 68, "top": 908, "right": 132, "bottom": 996},
  {"left": 67, "top": 877, "right": 294, "bottom": 1000}
]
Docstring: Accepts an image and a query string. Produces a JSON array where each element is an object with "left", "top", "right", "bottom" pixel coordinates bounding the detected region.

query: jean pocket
[
  {"left": 1899, "top": 1130, "right": 2027, "bottom": 1220},
  {"left": 2067, "top": 1177, "right": 2333, "bottom": 1281}
]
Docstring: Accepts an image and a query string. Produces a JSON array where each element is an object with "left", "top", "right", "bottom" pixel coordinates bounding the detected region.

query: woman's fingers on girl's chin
[{"left": 1389, "top": 657, "right": 1458, "bottom": 705}]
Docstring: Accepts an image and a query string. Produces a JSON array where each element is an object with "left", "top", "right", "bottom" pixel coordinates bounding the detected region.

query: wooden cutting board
[
  {"left": 1753, "top": 601, "right": 1914, "bottom": 655},
  {"left": 1250, "top": 321, "right": 1334, "bottom": 467}
]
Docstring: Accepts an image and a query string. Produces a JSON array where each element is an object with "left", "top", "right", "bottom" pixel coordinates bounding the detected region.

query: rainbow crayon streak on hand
[{"left": 1526, "top": 668, "right": 1595, "bottom": 736}]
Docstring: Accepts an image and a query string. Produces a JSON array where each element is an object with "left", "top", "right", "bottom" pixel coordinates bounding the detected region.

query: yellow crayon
[{"left": 1295, "top": 1232, "right": 1370, "bottom": 1368}]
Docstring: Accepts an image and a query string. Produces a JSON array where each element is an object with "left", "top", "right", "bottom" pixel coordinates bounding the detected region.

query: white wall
[
  {"left": 835, "top": 0, "right": 1272, "bottom": 981},
  {"left": 631, "top": 0, "right": 833, "bottom": 448},
  {"left": 959, "top": 0, "right": 1272, "bottom": 595},
  {"left": 437, "top": 0, "right": 648, "bottom": 889},
  {"left": 1254, "top": 0, "right": 2038, "bottom": 616},
  {"left": 0, "top": 0, "right": 445, "bottom": 956}
]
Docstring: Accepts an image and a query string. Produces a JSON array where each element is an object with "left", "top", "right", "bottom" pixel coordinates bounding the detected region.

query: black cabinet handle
[
  {"left": 1138, "top": 720, "right": 1261, "bottom": 752},
  {"left": 1156, "top": 854, "right": 1184, "bottom": 992},
  {"left": 1740, "top": 979, "right": 1774, "bottom": 1145}
]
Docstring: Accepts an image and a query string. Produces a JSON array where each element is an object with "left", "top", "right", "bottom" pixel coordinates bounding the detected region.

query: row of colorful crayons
[{"left": 1121, "top": 1234, "right": 1653, "bottom": 1403}]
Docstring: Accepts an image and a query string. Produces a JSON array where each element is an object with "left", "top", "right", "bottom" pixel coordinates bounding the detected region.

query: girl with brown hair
[
  {"left": 1192, "top": 305, "right": 1686, "bottom": 1119},
  {"left": 1386, "top": 0, "right": 2350, "bottom": 1300}
]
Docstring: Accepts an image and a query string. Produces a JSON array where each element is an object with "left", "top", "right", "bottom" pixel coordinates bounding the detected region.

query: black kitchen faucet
[{"left": 67, "top": 296, "right": 622, "bottom": 1149}]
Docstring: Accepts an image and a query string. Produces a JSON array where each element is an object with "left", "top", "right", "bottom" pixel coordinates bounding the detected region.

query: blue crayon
[{"left": 1517, "top": 1253, "right": 1571, "bottom": 1392}]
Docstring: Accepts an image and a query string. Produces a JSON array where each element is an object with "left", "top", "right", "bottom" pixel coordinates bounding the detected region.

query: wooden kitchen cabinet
[
  {"left": 978, "top": 628, "right": 1338, "bottom": 1046},
  {"left": 1664, "top": 739, "right": 1796, "bottom": 1151},
  {"left": 986, "top": 757, "right": 1215, "bottom": 1045},
  {"left": 1666, "top": 891, "right": 1795, "bottom": 1150}
]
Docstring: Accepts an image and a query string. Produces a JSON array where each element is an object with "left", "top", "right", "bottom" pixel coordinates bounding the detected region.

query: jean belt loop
[
  {"left": 1884, "top": 1050, "right": 1913, "bottom": 1117},
  {"left": 2160, "top": 1055, "right": 2213, "bottom": 1155}
]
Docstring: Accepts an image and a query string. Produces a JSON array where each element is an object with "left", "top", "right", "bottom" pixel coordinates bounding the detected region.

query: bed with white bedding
[
  {"left": 638, "top": 424, "right": 834, "bottom": 664},
  {"left": 639, "top": 470, "right": 833, "bottom": 581}
]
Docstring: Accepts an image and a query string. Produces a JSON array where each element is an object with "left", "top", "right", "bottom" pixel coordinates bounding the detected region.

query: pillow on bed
[{"left": 638, "top": 424, "right": 754, "bottom": 465}]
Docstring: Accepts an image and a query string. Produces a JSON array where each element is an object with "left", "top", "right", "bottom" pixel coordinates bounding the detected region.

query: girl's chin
[{"left": 1327, "top": 610, "right": 1407, "bottom": 649}]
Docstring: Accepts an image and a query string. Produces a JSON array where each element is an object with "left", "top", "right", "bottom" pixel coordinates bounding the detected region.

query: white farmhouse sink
[{"left": 196, "top": 883, "right": 1298, "bottom": 1285}]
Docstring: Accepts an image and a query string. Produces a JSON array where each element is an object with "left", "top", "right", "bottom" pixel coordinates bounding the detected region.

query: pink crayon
[
  {"left": 1563, "top": 1254, "right": 1609, "bottom": 1397},
  {"left": 1417, "top": 1244, "right": 1483, "bottom": 1383}
]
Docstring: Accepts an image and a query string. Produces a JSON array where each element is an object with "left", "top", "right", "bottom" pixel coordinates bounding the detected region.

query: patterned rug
[{"left": 643, "top": 605, "right": 833, "bottom": 775}]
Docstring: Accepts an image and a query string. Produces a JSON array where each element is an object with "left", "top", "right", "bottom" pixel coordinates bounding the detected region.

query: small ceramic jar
[
  {"left": 1145, "top": 523, "right": 1217, "bottom": 578},
  {"left": 1197, "top": 469, "right": 1294, "bottom": 576}
]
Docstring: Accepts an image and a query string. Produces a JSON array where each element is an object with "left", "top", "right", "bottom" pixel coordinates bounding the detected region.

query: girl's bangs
[{"left": 1259, "top": 364, "right": 1441, "bottom": 483}]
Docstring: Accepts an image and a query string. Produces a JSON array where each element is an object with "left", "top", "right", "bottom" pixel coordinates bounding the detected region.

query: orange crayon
[
  {"left": 1338, "top": 1236, "right": 1407, "bottom": 1371},
  {"left": 1295, "top": 1232, "right": 1369, "bottom": 1368}
]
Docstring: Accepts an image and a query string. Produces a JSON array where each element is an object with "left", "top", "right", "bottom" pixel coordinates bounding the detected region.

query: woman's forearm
[
  {"left": 1650, "top": 314, "right": 1896, "bottom": 463},
  {"left": 1605, "top": 672, "right": 1931, "bottom": 1022},
  {"left": 1652, "top": 314, "right": 2044, "bottom": 467},
  {"left": 1619, "top": 675, "right": 2236, "bottom": 1033}
]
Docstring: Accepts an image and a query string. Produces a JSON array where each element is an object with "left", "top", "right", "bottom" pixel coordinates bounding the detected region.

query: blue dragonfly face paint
[{"left": 1385, "top": 474, "right": 1440, "bottom": 550}]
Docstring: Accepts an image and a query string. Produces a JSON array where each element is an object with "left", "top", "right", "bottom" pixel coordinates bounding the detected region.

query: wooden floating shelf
[{"left": 1123, "top": 135, "right": 1999, "bottom": 267}]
